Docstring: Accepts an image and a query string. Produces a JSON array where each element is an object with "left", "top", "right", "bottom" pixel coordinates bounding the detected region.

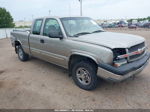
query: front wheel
[
  {"left": 72, "top": 61, "right": 98, "bottom": 90},
  {"left": 17, "top": 45, "right": 29, "bottom": 61}
]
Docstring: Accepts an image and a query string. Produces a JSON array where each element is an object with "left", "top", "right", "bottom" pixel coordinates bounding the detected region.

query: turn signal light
[{"left": 113, "top": 59, "right": 127, "bottom": 67}]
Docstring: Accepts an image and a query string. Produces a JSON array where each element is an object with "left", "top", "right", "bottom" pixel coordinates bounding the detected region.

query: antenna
[
  {"left": 69, "top": 1, "right": 72, "bottom": 36},
  {"left": 79, "top": 0, "right": 83, "bottom": 16},
  {"left": 69, "top": 2, "right": 71, "bottom": 17},
  {"left": 49, "top": 10, "right": 51, "bottom": 16},
  {"left": 32, "top": 15, "right": 34, "bottom": 20}
]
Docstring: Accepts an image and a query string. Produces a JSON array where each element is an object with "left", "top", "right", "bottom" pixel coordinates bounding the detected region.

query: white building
[
  {"left": 14, "top": 21, "right": 32, "bottom": 27},
  {"left": 96, "top": 19, "right": 128, "bottom": 24}
]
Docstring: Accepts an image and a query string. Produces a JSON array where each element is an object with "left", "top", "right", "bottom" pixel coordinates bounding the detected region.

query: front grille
[
  {"left": 129, "top": 51, "right": 145, "bottom": 60},
  {"left": 128, "top": 42, "right": 145, "bottom": 61},
  {"left": 128, "top": 42, "right": 145, "bottom": 53}
]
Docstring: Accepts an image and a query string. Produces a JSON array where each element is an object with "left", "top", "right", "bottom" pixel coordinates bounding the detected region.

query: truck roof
[{"left": 34, "top": 16, "right": 89, "bottom": 20}]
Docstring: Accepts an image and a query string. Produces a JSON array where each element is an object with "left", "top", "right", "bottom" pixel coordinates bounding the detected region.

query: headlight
[
  {"left": 112, "top": 48, "right": 127, "bottom": 67},
  {"left": 112, "top": 48, "right": 126, "bottom": 60}
]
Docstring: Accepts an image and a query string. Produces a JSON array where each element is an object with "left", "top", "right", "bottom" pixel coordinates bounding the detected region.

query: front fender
[{"left": 70, "top": 50, "right": 102, "bottom": 64}]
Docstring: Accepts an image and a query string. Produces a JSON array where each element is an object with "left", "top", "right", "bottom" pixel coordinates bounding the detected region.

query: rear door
[{"left": 29, "top": 19, "right": 44, "bottom": 58}]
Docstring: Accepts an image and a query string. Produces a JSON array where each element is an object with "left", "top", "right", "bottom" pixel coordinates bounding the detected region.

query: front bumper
[{"left": 97, "top": 53, "right": 150, "bottom": 82}]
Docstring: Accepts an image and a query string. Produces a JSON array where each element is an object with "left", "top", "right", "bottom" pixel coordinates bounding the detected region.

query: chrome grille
[
  {"left": 129, "top": 52, "right": 145, "bottom": 60},
  {"left": 128, "top": 42, "right": 145, "bottom": 61}
]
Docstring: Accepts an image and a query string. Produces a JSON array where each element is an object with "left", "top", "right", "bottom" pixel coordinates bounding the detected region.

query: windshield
[{"left": 60, "top": 17, "right": 104, "bottom": 37}]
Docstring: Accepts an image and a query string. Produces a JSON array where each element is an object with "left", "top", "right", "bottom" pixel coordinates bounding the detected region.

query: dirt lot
[{"left": 0, "top": 29, "right": 150, "bottom": 109}]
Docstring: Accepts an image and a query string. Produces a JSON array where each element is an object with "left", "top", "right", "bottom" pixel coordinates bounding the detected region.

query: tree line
[{"left": 0, "top": 7, "right": 15, "bottom": 28}]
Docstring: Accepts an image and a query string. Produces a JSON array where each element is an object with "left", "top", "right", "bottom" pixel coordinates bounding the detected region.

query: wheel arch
[
  {"left": 14, "top": 40, "right": 22, "bottom": 53},
  {"left": 68, "top": 53, "right": 99, "bottom": 76}
]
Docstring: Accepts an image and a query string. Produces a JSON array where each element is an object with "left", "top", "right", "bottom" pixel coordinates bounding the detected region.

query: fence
[
  {"left": 0, "top": 28, "right": 29, "bottom": 39},
  {"left": 0, "top": 28, "right": 14, "bottom": 39}
]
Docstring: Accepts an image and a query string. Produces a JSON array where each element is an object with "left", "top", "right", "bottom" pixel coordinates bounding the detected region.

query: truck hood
[{"left": 70, "top": 32, "right": 145, "bottom": 49}]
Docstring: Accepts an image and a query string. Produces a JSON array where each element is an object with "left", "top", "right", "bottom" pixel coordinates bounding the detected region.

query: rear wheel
[
  {"left": 72, "top": 61, "right": 98, "bottom": 90},
  {"left": 17, "top": 45, "right": 29, "bottom": 61}
]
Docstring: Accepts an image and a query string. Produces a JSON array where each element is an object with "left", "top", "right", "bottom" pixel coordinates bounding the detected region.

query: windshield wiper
[
  {"left": 92, "top": 30, "right": 103, "bottom": 33},
  {"left": 73, "top": 32, "right": 91, "bottom": 37}
]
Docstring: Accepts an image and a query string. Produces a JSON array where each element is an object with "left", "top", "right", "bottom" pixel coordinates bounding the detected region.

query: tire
[
  {"left": 72, "top": 61, "right": 98, "bottom": 90},
  {"left": 17, "top": 45, "right": 29, "bottom": 61}
]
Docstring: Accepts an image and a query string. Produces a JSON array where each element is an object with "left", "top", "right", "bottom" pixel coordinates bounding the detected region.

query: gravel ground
[{"left": 0, "top": 29, "right": 150, "bottom": 109}]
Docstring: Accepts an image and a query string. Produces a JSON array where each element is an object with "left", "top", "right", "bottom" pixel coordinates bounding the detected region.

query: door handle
[{"left": 40, "top": 39, "right": 45, "bottom": 44}]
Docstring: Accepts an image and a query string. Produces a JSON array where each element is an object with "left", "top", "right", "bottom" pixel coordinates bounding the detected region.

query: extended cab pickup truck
[{"left": 11, "top": 17, "right": 150, "bottom": 90}]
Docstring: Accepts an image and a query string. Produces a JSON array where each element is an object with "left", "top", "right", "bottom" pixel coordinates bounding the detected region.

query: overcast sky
[{"left": 0, "top": 0, "right": 150, "bottom": 21}]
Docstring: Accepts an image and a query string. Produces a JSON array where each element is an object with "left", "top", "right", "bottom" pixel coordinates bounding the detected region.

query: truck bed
[{"left": 10, "top": 29, "right": 30, "bottom": 54}]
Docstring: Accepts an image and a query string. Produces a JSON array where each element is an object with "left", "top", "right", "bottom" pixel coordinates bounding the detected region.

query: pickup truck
[{"left": 10, "top": 16, "right": 150, "bottom": 90}]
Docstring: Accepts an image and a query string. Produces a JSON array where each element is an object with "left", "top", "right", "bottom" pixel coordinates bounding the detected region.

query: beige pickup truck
[{"left": 10, "top": 16, "right": 150, "bottom": 90}]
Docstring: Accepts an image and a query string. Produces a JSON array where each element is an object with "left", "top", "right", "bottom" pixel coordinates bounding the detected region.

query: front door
[{"left": 38, "top": 18, "right": 68, "bottom": 67}]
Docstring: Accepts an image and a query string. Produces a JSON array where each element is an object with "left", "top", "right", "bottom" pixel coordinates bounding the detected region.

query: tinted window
[
  {"left": 32, "top": 19, "right": 43, "bottom": 35},
  {"left": 43, "top": 18, "right": 61, "bottom": 36}
]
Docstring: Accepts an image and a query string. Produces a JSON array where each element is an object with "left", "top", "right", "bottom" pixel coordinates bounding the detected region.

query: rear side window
[{"left": 32, "top": 19, "right": 43, "bottom": 35}]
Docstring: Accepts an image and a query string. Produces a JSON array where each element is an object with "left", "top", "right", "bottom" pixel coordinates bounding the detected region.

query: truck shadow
[
  {"left": 30, "top": 57, "right": 69, "bottom": 75},
  {"left": 22, "top": 57, "right": 150, "bottom": 108},
  {"left": 95, "top": 72, "right": 148, "bottom": 95},
  {"left": 29, "top": 57, "right": 148, "bottom": 93}
]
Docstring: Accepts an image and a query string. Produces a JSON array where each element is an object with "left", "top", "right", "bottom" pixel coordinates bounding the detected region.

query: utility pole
[
  {"left": 24, "top": 18, "right": 26, "bottom": 28},
  {"left": 5, "top": 28, "right": 8, "bottom": 38},
  {"left": 79, "top": 0, "right": 82, "bottom": 16},
  {"left": 49, "top": 10, "right": 51, "bottom": 16},
  {"left": 32, "top": 15, "right": 34, "bottom": 20},
  {"left": 4, "top": 17, "right": 8, "bottom": 38}
]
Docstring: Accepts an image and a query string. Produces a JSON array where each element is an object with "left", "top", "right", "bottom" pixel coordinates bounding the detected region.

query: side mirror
[{"left": 49, "top": 30, "right": 63, "bottom": 39}]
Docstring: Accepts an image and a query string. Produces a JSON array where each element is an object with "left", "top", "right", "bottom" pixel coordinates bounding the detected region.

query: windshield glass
[{"left": 60, "top": 17, "right": 104, "bottom": 37}]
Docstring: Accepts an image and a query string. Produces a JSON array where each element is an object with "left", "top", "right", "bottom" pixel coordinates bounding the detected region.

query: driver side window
[{"left": 43, "top": 18, "right": 61, "bottom": 36}]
